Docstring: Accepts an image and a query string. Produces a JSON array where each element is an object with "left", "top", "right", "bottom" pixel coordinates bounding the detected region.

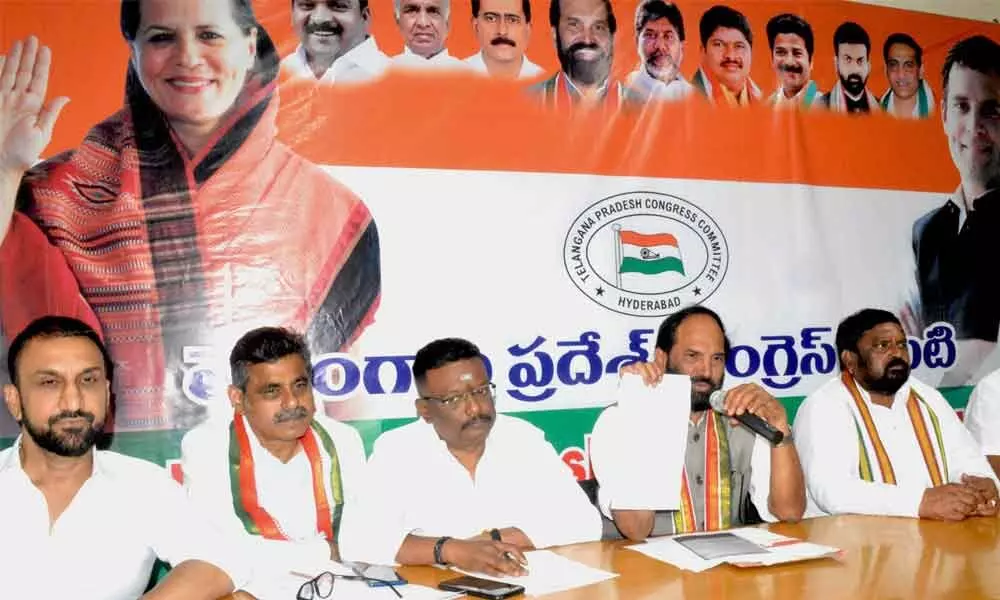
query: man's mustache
[
  {"left": 49, "top": 410, "right": 96, "bottom": 426},
  {"left": 568, "top": 42, "right": 602, "bottom": 57},
  {"left": 273, "top": 406, "right": 310, "bottom": 424},
  {"left": 491, "top": 36, "right": 516, "bottom": 47},
  {"left": 306, "top": 21, "right": 343, "bottom": 36},
  {"left": 779, "top": 63, "right": 803, "bottom": 74},
  {"left": 886, "top": 357, "right": 910, "bottom": 371},
  {"left": 846, "top": 74, "right": 863, "bottom": 85},
  {"left": 690, "top": 376, "right": 717, "bottom": 388},
  {"left": 461, "top": 414, "right": 494, "bottom": 430},
  {"left": 721, "top": 59, "right": 743, "bottom": 69}
]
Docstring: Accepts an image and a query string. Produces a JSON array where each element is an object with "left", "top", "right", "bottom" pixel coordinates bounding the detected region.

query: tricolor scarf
[
  {"left": 537, "top": 72, "right": 625, "bottom": 112},
  {"left": 880, "top": 79, "right": 934, "bottom": 118},
  {"left": 673, "top": 411, "right": 732, "bottom": 533},
  {"left": 826, "top": 80, "right": 879, "bottom": 113},
  {"left": 229, "top": 415, "right": 344, "bottom": 541},
  {"left": 16, "top": 28, "right": 380, "bottom": 429},
  {"left": 692, "top": 67, "right": 761, "bottom": 106},
  {"left": 841, "top": 372, "right": 949, "bottom": 486},
  {"left": 769, "top": 80, "right": 820, "bottom": 108}
]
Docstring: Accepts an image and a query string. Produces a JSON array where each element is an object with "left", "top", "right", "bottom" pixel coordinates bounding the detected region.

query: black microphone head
[{"left": 708, "top": 389, "right": 726, "bottom": 413}]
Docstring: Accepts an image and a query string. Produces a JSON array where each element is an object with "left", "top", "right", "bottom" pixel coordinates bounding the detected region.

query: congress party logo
[{"left": 563, "top": 191, "right": 729, "bottom": 317}]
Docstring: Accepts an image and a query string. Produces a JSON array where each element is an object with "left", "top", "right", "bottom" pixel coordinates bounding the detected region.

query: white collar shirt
[
  {"left": 339, "top": 414, "right": 601, "bottom": 566},
  {"left": 793, "top": 375, "right": 997, "bottom": 518},
  {"left": 0, "top": 438, "right": 248, "bottom": 600},
  {"left": 281, "top": 36, "right": 390, "bottom": 84}
]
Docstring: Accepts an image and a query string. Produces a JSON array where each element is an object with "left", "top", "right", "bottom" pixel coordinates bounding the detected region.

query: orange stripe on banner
[
  {"left": 3, "top": 1, "right": 996, "bottom": 194},
  {"left": 619, "top": 231, "right": 679, "bottom": 248},
  {"left": 842, "top": 372, "right": 897, "bottom": 485},
  {"left": 906, "top": 395, "right": 945, "bottom": 487}
]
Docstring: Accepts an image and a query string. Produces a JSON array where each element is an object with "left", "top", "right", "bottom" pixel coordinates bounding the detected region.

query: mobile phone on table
[
  {"left": 345, "top": 561, "right": 408, "bottom": 587},
  {"left": 438, "top": 575, "right": 525, "bottom": 598}
]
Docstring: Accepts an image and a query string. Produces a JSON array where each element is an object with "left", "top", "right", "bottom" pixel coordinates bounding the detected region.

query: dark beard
[
  {"left": 23, "top": 410, "right": 103, "bottom": 457},
  {"left": 860, "top": 356, "right": 910, "bottom": 395},
  {"left": 840, "top": 73, "right": 866, "bottom": 97},
  {"left": 555, "top": 30, "right": 610, "bottom": 87},
  {"left": 667, "top": 365, "right": 721, "bottom": 412}
]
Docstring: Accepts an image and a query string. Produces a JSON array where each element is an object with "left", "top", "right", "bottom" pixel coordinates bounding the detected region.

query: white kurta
[
  {"left": 280, "top": 36, "right": 390, "bottom": 84},
  {"left": 794, "top": 375, "right": 996, "bottom": 518},
  {"left": 339, "top": 414, "right": 602, "bottom": 566},
  {"left": 624, "top": 68, "right": 694, "bottom": 102},
  {"left": 391, "top": 47, "right": 469, "bottom": 72},
  {"left": 965, "top": 367, "right": 1000, "bottom": 456},
  {"left": 0, "top": 439, "right": 248, "bottom": 600},
  {"left": 181, "top": 414, "right": 366, "bottom": 595},
  {"left": 463, "top": 51, "right": 543, "bottom": 79}
]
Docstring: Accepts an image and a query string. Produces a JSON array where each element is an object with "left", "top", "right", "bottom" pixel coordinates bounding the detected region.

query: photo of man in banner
[{"left": 0, "top": 0, "right": 381, "bottom": 436}]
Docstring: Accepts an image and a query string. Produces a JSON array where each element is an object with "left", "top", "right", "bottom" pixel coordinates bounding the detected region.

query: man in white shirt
[
  {"left": 624, "top": 0, "right": 694, "bottom": 103},
  {"left": 591, "top": 306, "right": 806, "bottom": 541},
  {"left": 340, "top": 338, "right": 601, "bottom": 575},
  {"left": 181, "top": 327, "right": 366, "bottom": 598},
  {"left": 391, "top": 0, "right": 467, "bottom": 71},
  {"left": 765, "top": 13, "right": 822, "bottom": 108},
  {"left": 464, "top": 0, "right": 542, "bottom": 80},
  {"left": 0, "top": 316, "right": 246, "bottom": 600},
  {"left": 794, "top": 308, "right": 999, "bottom": 520},
  {"left": 281, "top": 0, "right": 390, "bottom": 84},
  {"left": 964, "top": 367, "right": 1000, "bottom": 478}
]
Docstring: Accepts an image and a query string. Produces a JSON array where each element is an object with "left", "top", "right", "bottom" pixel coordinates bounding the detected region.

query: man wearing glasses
[
  {"left": 793, "top": 309, "right": 999, "bottom": 521},
  {"left": 340, "top": 337, "right": 601, "bottom": 575},
  {"left": 180, "top": 327, "right": 367, "bottom": 599},
  {"left": 464, "top": 0, "right": 542, "bottom": 79}
]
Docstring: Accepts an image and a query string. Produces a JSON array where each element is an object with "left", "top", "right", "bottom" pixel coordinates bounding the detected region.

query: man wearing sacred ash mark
[{"left": 0, "top": 0, "right": 381, "bottom": 437}]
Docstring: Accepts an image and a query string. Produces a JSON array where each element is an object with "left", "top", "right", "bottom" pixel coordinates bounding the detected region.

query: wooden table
[{"left": 392, "top": 515, "right": 1000, "bottom": 599}]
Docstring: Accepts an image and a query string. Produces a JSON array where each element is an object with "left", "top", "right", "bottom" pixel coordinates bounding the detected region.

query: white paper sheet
[
  {"left": 590, "top": 373, "right": 691, "bottom": 511},
  {"left": 454, "top": 550, "right": 618, "bottom": 595},
  {"left": 626, "top": 527, "right": 842, "bottom": 572}
]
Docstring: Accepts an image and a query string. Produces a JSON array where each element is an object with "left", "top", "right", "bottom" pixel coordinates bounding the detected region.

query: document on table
[
  {"left": 627, "top": 527, "right": 843, "bottom": 573},
  {"left": 589, "top": 373, "right": 690, "bottom": 511},
  {"left": 454, "top": 550, "right": 618, "bottom": 595}
]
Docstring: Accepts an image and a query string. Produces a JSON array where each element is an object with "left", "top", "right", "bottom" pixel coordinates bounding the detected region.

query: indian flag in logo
[{"left": 615, "top": 228, "right": 685, "bottom": 276}]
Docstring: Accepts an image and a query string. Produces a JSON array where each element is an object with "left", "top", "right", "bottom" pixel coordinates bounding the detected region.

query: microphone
[{"left": 708, "top": 390, "right": 785, "bottom": 446}]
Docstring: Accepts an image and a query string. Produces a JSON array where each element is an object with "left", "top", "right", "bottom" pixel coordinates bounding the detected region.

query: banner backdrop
[{"left": 0, "top": 0, "right": 998, "bottom": 479}]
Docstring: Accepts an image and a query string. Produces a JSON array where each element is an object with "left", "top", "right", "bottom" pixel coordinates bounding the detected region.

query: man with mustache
[
  {"left": 180, "top": 327, "right": 366, "bottom": 598},
  {"left": 340, "top": 338, "right": 601, "bottom": 572},
  {"left": 391, "top": 0, "right": 467, "bottom": 71},
  {"left": 794, "top": 309, "right": 999, "bottom": 520},
  {"left": 766, "top": 13, "right": 822, "bottom": 108},
  {"left": 590, "top": 306, "right": 806, "bottom": 541},
  {"left": 692, "top": 5, "right": 760, "bottom": 107},
  {"left": 533, "top": 0, "right": 625, "bottom": 109},
  {"left": 281, "top": 0, "right": 390, "bottom": 84},
  {"left": 880, "top": 33, "right": 934, "bottom": 119},
  {"left": 465, "top": 0, "right": 542, "bottom": 79},
  {"left": 817, "top": 21, "right": 879, "bottom": 113},
  {"left": 0, "top": 316, "right": 249, "bottom": 599},
  {"left": 624, "top": 0, "right": 694, "bottom": 102},
  {"left": 903, "top": 36, "right": 1000, "bottom": 386}
]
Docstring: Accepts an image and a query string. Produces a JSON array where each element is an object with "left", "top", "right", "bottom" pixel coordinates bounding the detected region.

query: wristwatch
[
  {"left": 433, "top": 536, "right": 452, "bottom": 565},
  {"left": 489, "top": 528, "right": 502, "bottom": 542}
]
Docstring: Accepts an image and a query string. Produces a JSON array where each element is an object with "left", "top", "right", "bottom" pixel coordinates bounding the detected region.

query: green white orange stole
[
  {"left": 673, "top": 411, "right": 732, "bottom": 533},
  {"left": 229, "top": 414, "right": 344, "bottom": 540},
  {"left": 841, "top": 372, "right": 948, "bottom": 486}
]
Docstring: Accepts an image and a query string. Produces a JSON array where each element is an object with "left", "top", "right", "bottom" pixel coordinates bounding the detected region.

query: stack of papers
[
  {"left": 455, "top": 550, "right": 618, "bottom": 595},
  {"left": 628, "top": 528, "right": 843, "bottom": 573}
]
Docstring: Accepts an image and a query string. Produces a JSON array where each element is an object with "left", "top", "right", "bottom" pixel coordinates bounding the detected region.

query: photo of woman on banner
[
  {"left": 904, "top": 35, "right": 1000, "bottom": 386},
  {"left": 0, "top": 0, "right": 381, "bottom": 436}
]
